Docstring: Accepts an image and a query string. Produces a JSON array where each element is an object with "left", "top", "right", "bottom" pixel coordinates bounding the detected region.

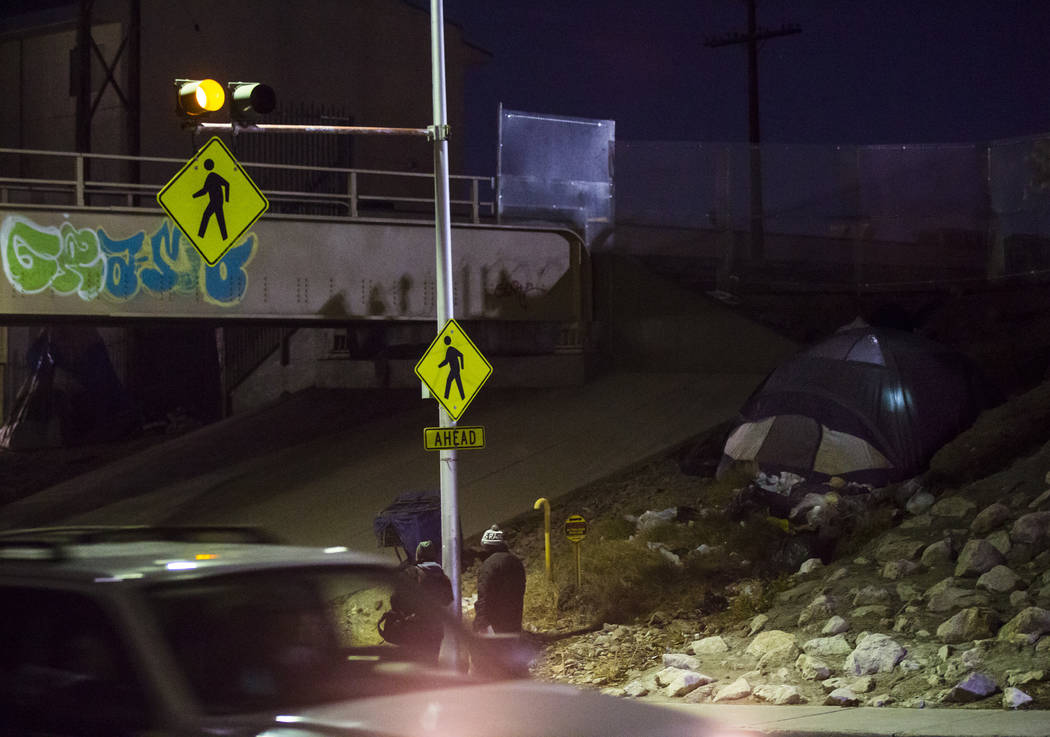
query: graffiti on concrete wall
[
  {"left": 1, "top": 214, "right": 256, "bottom": 306},
  {"left": 483, "top": 260, "right": 557, "bottom": 312}
]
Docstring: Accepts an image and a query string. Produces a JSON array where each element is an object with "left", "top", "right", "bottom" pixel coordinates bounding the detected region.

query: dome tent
[{"left": 718, "top": 326, "right": 994, "bottom": 486}]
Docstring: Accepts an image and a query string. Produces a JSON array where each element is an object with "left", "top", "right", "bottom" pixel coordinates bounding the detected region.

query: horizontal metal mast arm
[{"left": 195, "top": 122, "right": 432, "bottom": 136}]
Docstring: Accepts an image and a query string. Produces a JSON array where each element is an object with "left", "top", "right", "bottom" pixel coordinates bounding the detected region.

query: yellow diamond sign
[
  {"left": 157, "top": 136, "right": 268, "bottom": 265},
  {"left": 415, "top": 319, "right": 492, "bottom": 421}
]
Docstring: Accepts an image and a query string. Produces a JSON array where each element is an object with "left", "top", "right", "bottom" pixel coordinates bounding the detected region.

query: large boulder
[
  {"left": 976, "top": 565, "right": 1020, "bottom": 594},
  {"left": 971, "top": 503, "right": 1012, "bottom": 535},
  {"left": 926, "top": 579, "right": 989, "bottom": 613},
  {"left": 931, "top": 496, "right": 977, "bottom": 520},
  {"left": 844, "top": 633, "right": 906, "bottom": 675},
  {"left": 936, "top": 607, "right": 1001, "bottom": 644},
  {"left": 998, "top": 607, "right": 1050, "bottom": 644},
  {"left": 657, "top": 667, "right": 713, "bottom": 698},
  {"left": 1010, "top": 512, "right": 1050, "bottom": 547},
  {"left": 943, "top": 672, "right": 999, "bottom": 703},
  {"left": 662, "top": 653, "right": 702, "bottom": 671},
  {"left": 922, "top": 539, "right": 955, "bottom": 567},
  {"left": 796, "top": 653, "right": 831, "bottom": 680},
  {"left": 754, "top": 684, "right": 806, "bottom": 705},
  {"left": 955, "top": 539, "right": 1006, "bottom": 577},
  {"left": 690, "top": 636, "right": 730, "bottom": 655},
  {"left": 853, "top": 586, "right": 893, "bottom": 607},
  {"left": 713, "top": 677, "right": 752, "bottom": 702},
  {"left": 802, "top": 634, "right": 853, "bottom": 657},
  {"left": 875, "top": 535, "right": 925, "bottom": 562},
  {"left": 798, "top": 594, "right": 838, "bottom": 627},
  {"left": 746, "top": 630, "right": 800, "bottom": 665}
]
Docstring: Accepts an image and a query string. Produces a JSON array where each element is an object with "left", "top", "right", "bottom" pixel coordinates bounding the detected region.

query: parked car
[{"left": 0, "top": 525, "right": 724, "bottom": 737}]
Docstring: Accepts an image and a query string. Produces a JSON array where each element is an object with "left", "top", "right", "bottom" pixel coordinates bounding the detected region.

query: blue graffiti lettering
[
  {"left": 203, "top": 235, "right": 255, "bottom": 305},
  {"left": 99, "top": 229, "right": 145, "bottom": 300}
]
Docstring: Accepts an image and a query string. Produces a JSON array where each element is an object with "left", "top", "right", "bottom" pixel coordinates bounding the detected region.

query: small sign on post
[
  {"left": 564, "top": 514, "right": 587, "bottom": 588},
  {"left": 423, "top": 425, "right": 486, "bottom": 451}
]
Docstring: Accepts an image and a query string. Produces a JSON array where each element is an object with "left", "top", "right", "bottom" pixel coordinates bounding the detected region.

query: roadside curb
[{"left": 654, "top": 702, "right": 1050, "bottom": 737}]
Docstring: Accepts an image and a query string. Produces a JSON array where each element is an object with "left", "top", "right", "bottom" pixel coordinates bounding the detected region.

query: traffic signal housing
[
  {"left": 174, "top": 78, "right": 225, "bottom": 117},
  {"left": 229, "top": 82, "right": 276, "bottom": 122}
]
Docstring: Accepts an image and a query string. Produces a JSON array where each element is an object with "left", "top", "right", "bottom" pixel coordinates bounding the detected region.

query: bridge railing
[{"left": 0, "top": 147, "right": 496, "bottom": 224}]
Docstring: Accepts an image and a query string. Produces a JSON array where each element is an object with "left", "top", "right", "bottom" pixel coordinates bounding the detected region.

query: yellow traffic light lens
[
  {"left": 177, "top": 78, "right": 225, "bottom": 116},
  {"left": 197, "top": 79, "right": 225, "bottom": 111}
]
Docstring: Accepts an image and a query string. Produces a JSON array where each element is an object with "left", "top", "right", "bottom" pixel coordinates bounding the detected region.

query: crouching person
[{"left": 380, "top": 540, "right": 452, "bottom": 664}]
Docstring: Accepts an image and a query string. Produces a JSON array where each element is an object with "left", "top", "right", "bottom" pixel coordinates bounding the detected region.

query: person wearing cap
[{"left": 473, "top": 525, "right": 526, "bottom": 633}]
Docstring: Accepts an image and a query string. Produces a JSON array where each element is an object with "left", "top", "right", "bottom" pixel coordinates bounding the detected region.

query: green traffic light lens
[{"left": 230, "top": 83, "right": 276, "bottom": 119}]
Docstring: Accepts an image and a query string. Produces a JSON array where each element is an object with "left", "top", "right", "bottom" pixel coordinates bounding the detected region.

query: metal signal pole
[{"left": 430, "top": 0, "right": 462, "bottom": 634}]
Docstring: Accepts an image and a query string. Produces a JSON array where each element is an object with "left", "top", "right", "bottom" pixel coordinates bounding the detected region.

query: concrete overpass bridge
[
  {"left": 0, "top": 146, "right": 586, "bottom": 326},
  {"left": 0, "top": 146, "right": 594, "bottom": 422}
]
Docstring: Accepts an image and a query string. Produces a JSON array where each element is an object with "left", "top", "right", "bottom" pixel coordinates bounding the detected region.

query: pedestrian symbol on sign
[
  {"left": 193, "top": 159, "right": 230, "bottom": 240},
  {"left": 439, "top": 336, "right": 466, "bottom": 400}
]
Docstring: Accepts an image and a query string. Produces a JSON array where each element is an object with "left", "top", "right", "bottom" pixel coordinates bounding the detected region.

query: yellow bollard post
[{"left": 533, "top": 497, "right": 552, "bottom": 581}]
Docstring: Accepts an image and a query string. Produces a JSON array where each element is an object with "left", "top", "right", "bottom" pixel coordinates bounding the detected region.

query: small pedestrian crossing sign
[
  {"left": 157, "top": 136, "right": 268, "bottom": 265},
  {"left": 415, "top": 319, "right": 492, "bottom": 421}
]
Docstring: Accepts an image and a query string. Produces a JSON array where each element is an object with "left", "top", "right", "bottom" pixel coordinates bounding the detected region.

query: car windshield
[{"left": 146, "top": 564, "right": 443, "bottom": 715}]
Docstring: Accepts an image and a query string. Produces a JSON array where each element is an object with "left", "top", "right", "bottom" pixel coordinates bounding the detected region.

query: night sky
[
  {"left": 5, "top": 1, "right": 1050, "bottom": 175},
  {"left": 443, "top": 0, "right": 1050, "bottom": 173}
]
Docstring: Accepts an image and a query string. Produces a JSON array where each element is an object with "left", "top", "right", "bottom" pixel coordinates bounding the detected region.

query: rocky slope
[{"left": 520, "top": 381, "right": 1050, "bottom": 711}]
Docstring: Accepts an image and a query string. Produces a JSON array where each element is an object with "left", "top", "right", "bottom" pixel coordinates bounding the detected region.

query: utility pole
[{"left": 705, "top": 0, "right": 800, "bottom": 265}]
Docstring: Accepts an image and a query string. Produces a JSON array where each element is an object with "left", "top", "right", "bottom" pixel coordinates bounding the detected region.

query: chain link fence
[{"left": 614, "top": 135, "right": 1050, "bottom": 289}]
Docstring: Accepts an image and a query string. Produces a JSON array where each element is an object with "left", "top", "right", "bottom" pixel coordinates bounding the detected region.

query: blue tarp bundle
[{"left": 373, "top": 490, "right": 442, "bottom": 564}]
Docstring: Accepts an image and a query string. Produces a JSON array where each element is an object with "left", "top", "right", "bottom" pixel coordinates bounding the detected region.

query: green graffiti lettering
[
  {"left": 1, "top": 216, "right": 62, "bottom": 293},
  {"left": 1, "top": 217, "right": 104, "bottom": 299},
  {"left": 50, "top": 223, "right": 104, "bottom": 299}
]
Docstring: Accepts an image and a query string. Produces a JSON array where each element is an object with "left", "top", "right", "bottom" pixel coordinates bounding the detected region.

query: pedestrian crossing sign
[
  {"left": 415, "top": 319, "right": 492, "bottom": 421},
  {"left": 157, "top": 136, "right": 268, "bottom": 265}
]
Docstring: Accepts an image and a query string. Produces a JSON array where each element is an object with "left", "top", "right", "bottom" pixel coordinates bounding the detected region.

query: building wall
[
  {"left": 0, "top": 19, "right": 126, "bottom": 173},
  {"left": 0, "top": 0, "right": 487, "bottom": 175}
]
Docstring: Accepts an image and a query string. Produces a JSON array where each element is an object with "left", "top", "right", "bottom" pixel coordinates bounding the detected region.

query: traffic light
[
  {"left": 228, "top": 82, "right": 276, "bottom": 122},
  {"left": 174, "top": 78, "right": 225, "bottom": 117}
]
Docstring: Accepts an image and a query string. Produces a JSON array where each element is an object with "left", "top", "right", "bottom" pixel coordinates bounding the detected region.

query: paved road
[{"left": 6, "top": 371, "right": 766, "bottom": 553}]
